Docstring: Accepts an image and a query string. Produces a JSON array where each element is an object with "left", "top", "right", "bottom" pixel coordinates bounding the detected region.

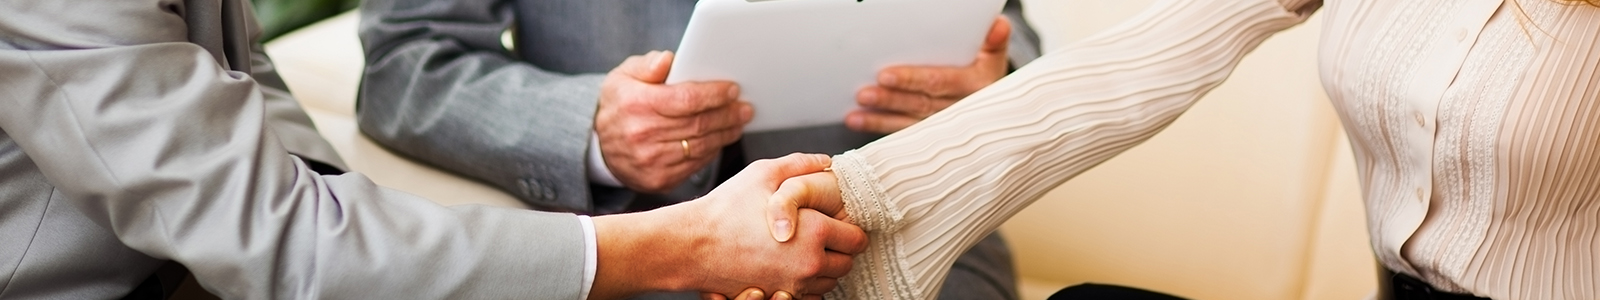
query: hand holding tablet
[
  {"left": 667, "top": 0, "right": 1007, "bottom": 133},
  {"left": 847, "top": 16, "right": 1014, "bottom": 134}
]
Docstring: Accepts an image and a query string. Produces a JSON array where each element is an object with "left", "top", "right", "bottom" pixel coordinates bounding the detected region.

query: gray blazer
[
  {"left": 357, "top": 0, "right": 1042, "bottom": 214},
  {"left": 0, "top": 0, "right": 588, "bottom": 298}
]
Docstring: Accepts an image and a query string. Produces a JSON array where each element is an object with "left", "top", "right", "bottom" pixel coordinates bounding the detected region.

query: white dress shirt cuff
[
  {"left": 577, "top": 215, "right": 598, "bottom": 300},
  {"left": 586, "top": 132, "right": 625, "bottom": 187}
]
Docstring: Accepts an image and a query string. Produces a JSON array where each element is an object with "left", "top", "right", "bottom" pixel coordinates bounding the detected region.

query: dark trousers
[
  {"left": 629, "top": 232, "right": 1019, "bottom": 300},
  {"left": 1378, "top": 266, "right": 1491, "bottom": 300},
  {"left": 1048, "top": 283, "right": 1187, "bottom": 300}
]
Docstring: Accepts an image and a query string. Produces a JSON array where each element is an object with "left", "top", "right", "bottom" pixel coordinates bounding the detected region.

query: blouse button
[
  {"left": 1455, "top": 28, "right": 1468, "bottom": 42},
  {"left": 1413, "top": 111, "right": 1428, "bottom": 128},
  {"left": 1416, "top": 188, "right": 1427, "bottom": 203}
]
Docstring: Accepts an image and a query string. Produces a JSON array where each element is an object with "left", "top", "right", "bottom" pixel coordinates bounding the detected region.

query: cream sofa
[{"left": 264, "top": 1, "right": 1376, "bottom": 299}]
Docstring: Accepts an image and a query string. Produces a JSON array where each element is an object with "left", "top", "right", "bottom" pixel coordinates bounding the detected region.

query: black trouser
[
  {"left": 1048, "top": 283, "right": 1187, "bottom": 300},
  {"left": 1378, "top": 266, "right": 1492, "bottom": 300},
  {"left": 1045, "top": 265, "right": 1499, "bottom": 300}
]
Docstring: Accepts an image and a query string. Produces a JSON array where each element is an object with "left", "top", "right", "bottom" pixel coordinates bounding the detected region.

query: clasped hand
[
  {"left": 590, "top": 154, "right": 855, "bottom": 300},
  {"left": 690, "top": 154, "right": 848, "bottom": 300},
  {"left": 701, "top": 16, "right": 1015, "bottom": 299}
]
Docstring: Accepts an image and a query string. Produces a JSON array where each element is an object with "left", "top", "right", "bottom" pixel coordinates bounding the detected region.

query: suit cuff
[
  {"left": 586, "top": 132, "right": 624, "bottom": 187},
  {"left": 578, "top": 215, "right": 597, "bottom": 300}
]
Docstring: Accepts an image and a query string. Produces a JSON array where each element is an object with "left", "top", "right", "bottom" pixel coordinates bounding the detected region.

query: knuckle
[
  {"left": 625, "top": 148, "right": 654, "bottom": 165},
  {"left": 714, "top": 109, "right": 744, "bottom": 130},
  {"left": 619, "top": 91, "right": 655, "bottom": 112},
  {"left": 621, "top": 124, "right": 652, "bottom": 142},
  {"left": 749, "top": 158, "right": 779, "bottom": 170},
  {"left": 640, "top": 89, "right": 673, "bottom": 111},
  {"left": 858, "top": 115, "right": 884, "bottom": 132},
  {"left": 864, "top": 91, "right": 894, "bottom": 109},
  {"left": 692, "top": 114, "right": 713, "bottom": 133},
  {"left": 893, "top": 95, "right": 925, "bottom": 113},
  {"left": 912, "top": 71, "right": 940, "bottom": 87},
  {"left": 894, "top": 69, "right": 917, "bottom": 85},
  {"left": 799, "top": 257, "right": 825, "bottom": 277},
  {"left": 672, "top": 86, "right": 700, "bottom": 103},
  {"left": 918, "top": 96, "right": 937, "bottom": 116}
]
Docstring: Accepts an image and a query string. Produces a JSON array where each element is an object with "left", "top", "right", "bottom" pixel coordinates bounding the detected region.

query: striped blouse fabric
[{"left": 826, "top": 0, "right": 1600, "bottom": 299}]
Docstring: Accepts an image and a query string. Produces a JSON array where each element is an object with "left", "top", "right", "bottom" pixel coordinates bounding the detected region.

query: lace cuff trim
[{"left": 826, "top": 151, "right": 919, "bottom": 299}]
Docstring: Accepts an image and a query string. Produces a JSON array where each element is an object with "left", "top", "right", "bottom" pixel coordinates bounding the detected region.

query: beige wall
[{"left": 1003, "top": 1, "right": 1375, "bottom": 299}]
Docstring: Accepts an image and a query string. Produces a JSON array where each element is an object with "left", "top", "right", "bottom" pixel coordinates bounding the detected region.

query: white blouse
[{"left": 827, "top": 0, "right": 1600, "bottom": 299}]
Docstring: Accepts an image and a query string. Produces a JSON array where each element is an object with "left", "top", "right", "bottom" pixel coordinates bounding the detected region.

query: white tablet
[{"left": 666, "top": 0, "right": 1005, "bottom": 133}]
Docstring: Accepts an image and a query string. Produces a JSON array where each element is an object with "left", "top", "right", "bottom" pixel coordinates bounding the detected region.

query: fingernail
[
  {"left": 773, "top": 219, "right": 793, "bottom": 242},
  {"left": 740, "top": 104, "right": 755, "bottom": 122},
  {"left": 879, "top": 72, "right": 897, "bottom": 85},
  {"left": 845, "top": 114, "right": 864, "bottom": 130},
  {"left": 727, "top": 84, "right": 741, "bottom": 99},
  {"left": 649, "top": 51, "right": 665, "bottom": 67},
  {"left": 775, "top": 291, "right": 793, "bottom": 300},
  {"left": 749, "top": 290, "right": 764, "bottom": 300}
]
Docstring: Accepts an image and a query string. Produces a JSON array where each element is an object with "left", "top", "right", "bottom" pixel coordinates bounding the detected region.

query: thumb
[
  {"left": 767, "top": 172, "right": 843, "bottom": 242},
  {"left": 700, "top": 288, "right": 764, "bottom": 300},
  {"left": 741, "top": 153, "right": 832, "bottom": 242},
  {"left": 733, "top": 288, "right": 766, "bottom": 300},
  {"left": 983, "top": 16, "right": 1013, "bottom": 55},
  {"left": 767, "top": 182, "right": 803, "bottom": 243},
  {"left": 622, "top": 50, "right": 675, "bottom": 84}
]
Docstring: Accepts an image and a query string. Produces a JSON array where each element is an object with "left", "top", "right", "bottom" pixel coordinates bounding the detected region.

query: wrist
[
  {"left": 587, "top": 132, "right": 626, "bottom": 187},
  {"left": 590, "top": 207, "right": 703, "bottom": 298}
]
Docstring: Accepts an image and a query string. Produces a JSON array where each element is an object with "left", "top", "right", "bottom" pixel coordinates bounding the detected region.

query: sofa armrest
[{"left": 265, "top": 11, "right": 526, "bottom": 209}]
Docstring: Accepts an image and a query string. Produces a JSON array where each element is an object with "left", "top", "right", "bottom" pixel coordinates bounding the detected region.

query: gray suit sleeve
[
  {"left": 1002, "top": 0, "right": 1044, "bottom": 68},
  {"left": 357, "top": 0, "right": 605, "bottom": 213},
  {"left": 246, "top": 1, "right": 351, "bottom": 172},
  {"left": 0, "top": 2, "right": 588, "bottom": 299}
]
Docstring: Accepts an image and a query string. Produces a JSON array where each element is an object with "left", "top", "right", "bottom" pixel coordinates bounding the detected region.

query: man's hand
[
  {"left": 846, "top": 16, "right": 1012, "bottom": 134},
  {"left": 597, "top": 50, "right": 753, "bottom": 193},
  {"left": 589, "top": 154, "right": 867, "bottom": 300}
]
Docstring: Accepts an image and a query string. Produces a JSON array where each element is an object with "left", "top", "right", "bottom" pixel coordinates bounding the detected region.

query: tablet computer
[{"left": 666, "top": 0, "right": 1005, "bottom": 133}]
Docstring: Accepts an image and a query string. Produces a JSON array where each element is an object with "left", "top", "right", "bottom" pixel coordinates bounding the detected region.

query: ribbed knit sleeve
[{"left": 826, "top": 0, "right": 1320, "bottom": 298}]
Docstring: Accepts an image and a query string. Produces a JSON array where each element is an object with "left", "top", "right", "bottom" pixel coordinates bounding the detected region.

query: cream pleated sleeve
[{"left": 826, "top": 0, "right": 1321, "bottom": 298}]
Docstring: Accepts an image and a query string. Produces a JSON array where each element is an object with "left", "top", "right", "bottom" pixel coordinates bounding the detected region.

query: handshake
[{"left": 588, "top": 154, "right": 862, "bottom": 300}]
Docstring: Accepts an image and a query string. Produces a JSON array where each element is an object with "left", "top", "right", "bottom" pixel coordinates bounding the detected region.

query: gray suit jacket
[
  {"left": 0, "top": 0, "right": 588, "bottom": 298},
  {"left": 357, "top": 0, "right": 1041, "bottom": 215}
]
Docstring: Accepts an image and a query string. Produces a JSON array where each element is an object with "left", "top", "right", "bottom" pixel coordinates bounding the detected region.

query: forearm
[
  {"left": 249, "top": 18, "right": 348, "bottom": 171},
  {"left": 0, "top": 44, "right": 592, "bottom": 298},
  {"left": 827, "top": 0, "right": 1317, "bottom": 298},
  {"left": 589, "top": 211, "right": 694, "bottom": 299}
]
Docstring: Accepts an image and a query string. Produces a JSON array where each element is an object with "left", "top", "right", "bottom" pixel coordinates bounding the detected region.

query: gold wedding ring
[{"left": 680, "top": 139, "right": 692, "bottom": 159}]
